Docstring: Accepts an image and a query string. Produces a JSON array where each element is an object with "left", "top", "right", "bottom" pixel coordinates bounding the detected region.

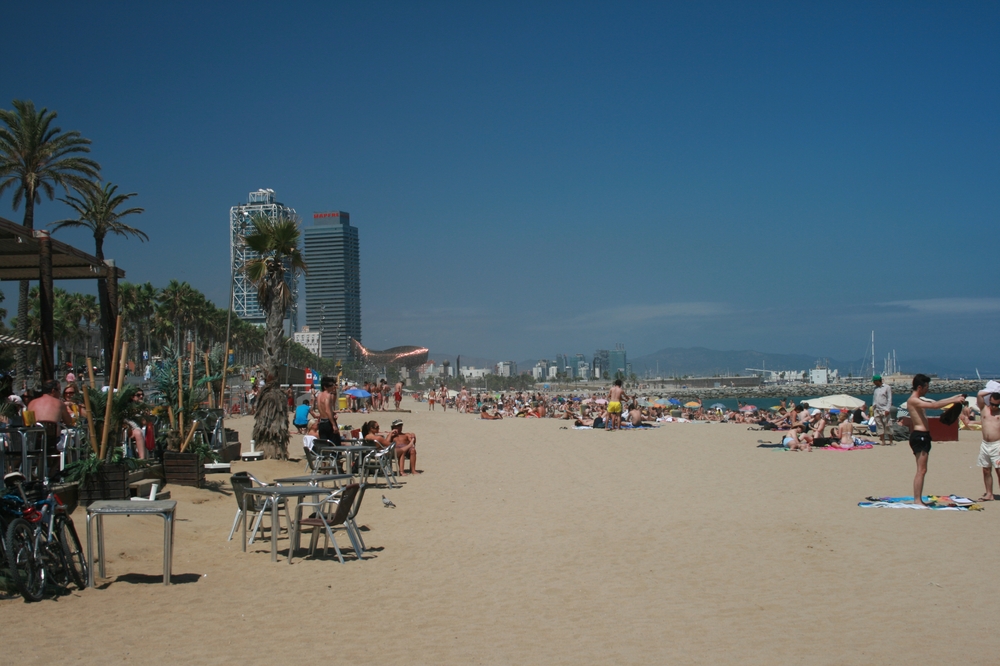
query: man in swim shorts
[
  {"left": 975, "top": 389, "right": 1000, "bottom": 501},
  {"left": 607, "top": 379, "right": 627, "bottom": 431},
  {"left": 905, "top": 374, "right": 966, "bottom": 506}
]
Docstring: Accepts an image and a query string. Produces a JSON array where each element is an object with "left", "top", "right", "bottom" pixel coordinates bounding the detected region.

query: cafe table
[
  {"left": 274, "top": 473, "right": 353, "bottom": 487},
  {"left": 241, "top": 485, "right": 328, "bottom": 563}
]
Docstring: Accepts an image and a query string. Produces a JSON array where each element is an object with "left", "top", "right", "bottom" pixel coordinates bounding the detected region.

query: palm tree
[
  {"left": 0, "top": 100, "right": 100, "bottom": 387},
  {"left": 53, "top": 180, "right": 145, "bottom": 377},
  {"left": 78, "top": 294, "right": 99, "bottom": 360},
  {"left": 243, "top": 213, "right": 306, "bottom": 460}
]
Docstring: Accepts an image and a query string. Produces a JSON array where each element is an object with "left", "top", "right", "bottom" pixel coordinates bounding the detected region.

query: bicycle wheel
[
  {"left": 55, "top": 516, "right": 87, "bottom": 590},
  {"left": 5, "top": 518, "right": 44, "bottom": 602}
]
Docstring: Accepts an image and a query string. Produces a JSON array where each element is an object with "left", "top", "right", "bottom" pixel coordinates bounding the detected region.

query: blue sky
[{"left": 2, "top": 1, "right": 998, "bottom": 371}]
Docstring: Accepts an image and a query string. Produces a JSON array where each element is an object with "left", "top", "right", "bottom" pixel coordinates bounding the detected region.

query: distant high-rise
[
  {"left": 230, "top": 189, "right": 298, "bottom": 328},
  {"left": 608, "top": 346, "right": 627, "bottom": 381},
  {"left": 303, "top": 211, "right": 360, "bottom": 361}
]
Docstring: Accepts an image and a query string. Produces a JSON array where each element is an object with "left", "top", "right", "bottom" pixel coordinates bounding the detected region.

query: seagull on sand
[{"left": 382, "top": 495, "right": 395, "bottom": 508}]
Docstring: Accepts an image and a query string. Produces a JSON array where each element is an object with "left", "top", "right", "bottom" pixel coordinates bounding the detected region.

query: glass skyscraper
[{"left": 303, "top": 211, "right": 361, "bottom": 361}]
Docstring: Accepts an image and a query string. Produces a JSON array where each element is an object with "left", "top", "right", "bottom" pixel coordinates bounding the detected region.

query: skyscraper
[
  {"left": 230, "top": 189, "right": 298, "bottom": 327},
  {"left": 303, "top": 211, "right": 360, "bottom": 361},
  {"left": 608, "top": 346, "right": 627, "bottom": 381}
]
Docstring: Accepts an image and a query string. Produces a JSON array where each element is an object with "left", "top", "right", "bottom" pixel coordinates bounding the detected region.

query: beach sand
[{"left": 2, "top": 400, "right": 998, "bottom": 664}]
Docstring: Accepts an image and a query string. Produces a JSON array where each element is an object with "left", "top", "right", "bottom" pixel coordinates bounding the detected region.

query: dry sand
[{"left": 2, "top": 399, "right": 999, "bottom": 664}]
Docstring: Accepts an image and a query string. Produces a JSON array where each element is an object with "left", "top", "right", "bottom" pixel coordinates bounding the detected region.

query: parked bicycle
[{"left": 2, "top": 473, "right": 87, "bottom": 600}]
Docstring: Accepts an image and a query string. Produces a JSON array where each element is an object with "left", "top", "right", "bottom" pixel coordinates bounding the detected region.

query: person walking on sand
[
  {"left": 905, "top": 374, "right": 966, "bottom": 506},
  {"left": 607, "top": 379, "right": 627, "bottom": 430},
  {"left": 975, "top": 389, "right": 1000, "bottom": 501},
  {"left": 873, "top": 374, "right": 893, "bottom": 446}
]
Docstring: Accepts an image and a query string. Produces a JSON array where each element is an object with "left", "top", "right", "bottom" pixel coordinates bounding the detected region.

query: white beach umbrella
[{"left": 806, "top": 394, "right": 865, "bottom": 410}]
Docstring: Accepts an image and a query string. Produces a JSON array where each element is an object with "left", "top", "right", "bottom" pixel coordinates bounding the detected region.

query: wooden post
[
  {"left": 180, "top": 420, "right": 198, "bottom": 453},
  {"left": 177, "top": 357, "right": 185, "bottom": 435},
  {"left": 204, "top": 352, "right": 214, "bottom": 408},
  {"left": 35, "top": 230, "right": 55, "bottom": 381},
  {"left": 83, "top": 357, "right": 99, "bottom": 453},
  {"left": 167, "top": 405, "right": 175, "bottom": 431},
  {"left": 188, "top": 342, "right": 195, "bottom": 390},
  {"left": 116, "top": 342, "right": 128, "bottom": 391},
  {"left": 99, "top": 316, "right": 123, "bottom": 459}
]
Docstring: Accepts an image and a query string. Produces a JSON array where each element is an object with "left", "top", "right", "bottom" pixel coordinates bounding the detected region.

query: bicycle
[
  {"left": 3, "top": 473, "right": 87, "bottom": 599},
  {"left": 1, "top": 479, "right": 43, "bottom": 602}
]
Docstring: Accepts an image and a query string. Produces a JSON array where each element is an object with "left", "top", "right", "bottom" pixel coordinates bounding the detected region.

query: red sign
[{"left": 313, "top": 212, "right": 341, "bottom": 219}]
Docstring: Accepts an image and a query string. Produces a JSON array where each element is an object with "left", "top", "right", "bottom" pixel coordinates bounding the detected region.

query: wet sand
[{"left": 2, "top": 400, "right": 998, "bottom": 664}]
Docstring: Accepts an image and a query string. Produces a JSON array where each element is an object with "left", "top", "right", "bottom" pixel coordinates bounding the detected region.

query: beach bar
[{"left": 0, "top": 215, "right": 124, "bottom": 382}]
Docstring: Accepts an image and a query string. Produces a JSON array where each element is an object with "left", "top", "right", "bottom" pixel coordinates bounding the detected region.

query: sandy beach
[{"left": 2, "top": 398, "right": 998, "bottom": 664}]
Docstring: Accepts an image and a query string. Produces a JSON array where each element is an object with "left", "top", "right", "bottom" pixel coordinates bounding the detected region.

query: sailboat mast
[{"left": 871, "top": 331, "right": 875, "bottom": 378}]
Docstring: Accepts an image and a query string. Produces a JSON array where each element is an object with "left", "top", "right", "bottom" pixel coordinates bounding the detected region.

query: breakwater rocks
[{"left": 634, "top": 380, "right": 985, "bottom": 401}]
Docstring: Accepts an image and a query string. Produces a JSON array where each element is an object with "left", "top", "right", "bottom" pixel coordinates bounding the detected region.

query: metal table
[
  {"left": 87, "top": 500, "right": 177, "bottom": 587},
  {"left": 314, "top": 445, "right": 376, "bottom": 477},
  {"left": 241, "top": 485, "right": 328, "bottom": 562},
  {"left": 274, "top": 473, "right": 353, "bottom": 487}
]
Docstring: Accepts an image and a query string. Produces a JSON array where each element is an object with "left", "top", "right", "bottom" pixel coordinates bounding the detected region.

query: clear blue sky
[{"left": 2, "top": 1, "right": 998, "bottom": 371}]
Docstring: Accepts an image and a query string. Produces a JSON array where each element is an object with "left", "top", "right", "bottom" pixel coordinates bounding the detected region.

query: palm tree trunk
[{"left": 251, "top": 283, "right": 289, "bottom": 460}]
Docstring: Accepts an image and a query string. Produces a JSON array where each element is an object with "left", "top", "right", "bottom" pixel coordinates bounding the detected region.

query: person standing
[
  {"left": 872, "top": 374, "right": 893, "bottom": 446},
  {"left": 607, "top": 379, "right": 627, "bottom": 430},
  {"left": 905, "top": 374, "right": 965, "bottom": 506},
  {"left": 975, "top": 389, "right": 1000, "bottom": 502},
  {"left": 316, "top": 375, "right": 341, "bottom": 445}
]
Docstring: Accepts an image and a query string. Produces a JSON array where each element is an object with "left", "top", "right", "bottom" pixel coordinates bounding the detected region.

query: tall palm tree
[
  {"left": 52, "top": 180, "right": 145, "bottom": 377},
  {"left": 0, "top": 100, "right": 100, "bottom": 387},
  {"left": 157, "top": 280, "right": 198, "bottom": 352},
  {"left": 78, "top": 294, "right": 99, "bottom": 360},
  {"left": 243, "top": 213, "right": 306, "bottom": 460}
]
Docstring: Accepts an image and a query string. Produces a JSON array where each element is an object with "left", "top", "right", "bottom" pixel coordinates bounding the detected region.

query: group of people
[{"left": 298, "top": 375, "right": 420, "bottom": 475}]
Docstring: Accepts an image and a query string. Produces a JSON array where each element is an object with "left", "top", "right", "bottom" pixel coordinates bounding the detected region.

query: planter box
[
  {"left": 163, "top": 452, "right": 205, "bottom": 488},
  {"left": 78, "top": 463, "right": 130, "bottom": 506},
  {"left": 218, "top": 442, "right": 242, "bottom": 463}
]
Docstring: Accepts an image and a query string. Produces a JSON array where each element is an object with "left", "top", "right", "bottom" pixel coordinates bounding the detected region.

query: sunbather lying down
[{"left": 782, "top": 425, "right": 812, "bottom": 451}]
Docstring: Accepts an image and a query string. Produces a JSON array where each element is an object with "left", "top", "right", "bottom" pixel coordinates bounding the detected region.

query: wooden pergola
[{"left": 0, "top": 214, "right": 124, "bottom": 381}]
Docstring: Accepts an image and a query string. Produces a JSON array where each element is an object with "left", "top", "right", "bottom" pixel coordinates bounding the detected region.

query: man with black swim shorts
[{"left": 905, "top": 373, "right": 966, "bottom": 506}]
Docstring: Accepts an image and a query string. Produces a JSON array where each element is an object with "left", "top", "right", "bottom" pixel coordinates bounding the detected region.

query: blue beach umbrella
[
  {"left": 668, "top": 398, "right": 681, "bottom": 406},
  {"left": 344, "top": 388, "right": 371, "bottom": 398}
]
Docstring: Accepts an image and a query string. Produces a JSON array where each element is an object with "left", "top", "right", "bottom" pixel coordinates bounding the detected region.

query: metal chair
[
  {"left": 227, "top": 472, "right": 290, "bottom": 543},
  {"left": 347, "top": 483, "right": 370, "bottom": 551},
  {"left": 293, "top": 483, "right": 362, "bottom": 563},
  {"left": 361, "top": 444, "right": 396, "bottom": 489}
]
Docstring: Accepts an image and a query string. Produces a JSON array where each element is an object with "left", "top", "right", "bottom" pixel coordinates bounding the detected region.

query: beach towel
[
  {"left": 819, "top": 443, "right": 874, "bottom": 451},
  {"left": 858, "top": 495, "right": 984, "bottom": 511}
]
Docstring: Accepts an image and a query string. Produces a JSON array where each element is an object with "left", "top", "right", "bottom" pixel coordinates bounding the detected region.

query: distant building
[
  {"left": 496, "top": 361, "right": 517, "bottom": 377},
  {"left": 593, "top": 349, "right": 609, "bottom": 379},
  {"left": 461, "top": 366, "right": 490, "bottom": 379},
  {"left": 547, "top": 366, "right": 559, "bottom": 380},
  {"left": 576, "top": 361, "right": 590, "bottom": 380},
  {"left": 293, "top": 326, "right": 321, "bottom": 357},
  {"left": 230, "top": 189, "right": 298, "bottom": 327},
  {"left": 303, "top": 211, "right": 360, "bottom": 361},
  {"left": 608, "top": 348, "right": 627, "bottom": 380}
]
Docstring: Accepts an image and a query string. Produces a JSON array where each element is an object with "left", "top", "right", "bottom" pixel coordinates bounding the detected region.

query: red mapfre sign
[{"left": 313, "top": 212, "right": 341, "bottom": 219}]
